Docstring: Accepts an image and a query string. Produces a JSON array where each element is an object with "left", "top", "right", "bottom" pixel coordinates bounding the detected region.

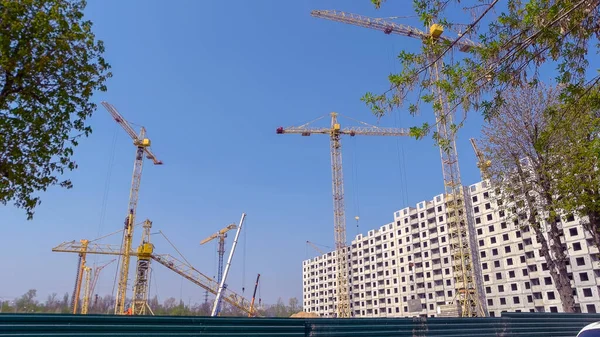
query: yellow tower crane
[
  {"left": 101, "top": 102, "right": 162, "bottom": 315},
  {"left": 277, "top": 112, "right": 410, "bottom": 318},
  {"left": 306, "top": 241, "right": 325, "bottom": 255},
  {"left": 53, "top": 228, "right": 258, "bottom": 316},
  {"left": 84, "top": 259, "right": 116, "bottom": 314},
  {"left": 470, "top": 138, "right": 491, "bottom": 181},
  {"left": 200, "top": 223, "right": 237, "bottom": 284},
  {"left": 311, "top": 9, "right": 485, "bottom": 317},
  {"left": 58, "top": 222, "right": 152, "bottom": 315},
  {"left": 71, "top": 239, "right": 89, "bottom": 314}
]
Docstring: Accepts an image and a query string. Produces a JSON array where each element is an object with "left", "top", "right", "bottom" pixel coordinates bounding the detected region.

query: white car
[{"left": 577, "top": 322, "right": 600, "bottom": 337}]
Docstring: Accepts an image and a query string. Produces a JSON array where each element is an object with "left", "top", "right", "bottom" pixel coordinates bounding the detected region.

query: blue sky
[{"left": 0, "top": 1, "right": 490, "bottom": 307}]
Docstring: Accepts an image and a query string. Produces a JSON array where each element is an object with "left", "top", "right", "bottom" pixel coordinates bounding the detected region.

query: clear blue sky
[{"left": 0, "top": 1, "right": 488, "bottom": 306}]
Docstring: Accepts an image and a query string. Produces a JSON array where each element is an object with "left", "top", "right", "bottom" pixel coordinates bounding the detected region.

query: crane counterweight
[{"left": 429, "top": 24, "right": 444, "bottom": 38}]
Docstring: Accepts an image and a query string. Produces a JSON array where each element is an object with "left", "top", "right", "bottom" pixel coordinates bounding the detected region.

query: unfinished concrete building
[{"left": 302, "top": 180, "right": 600, "bottom": 317}]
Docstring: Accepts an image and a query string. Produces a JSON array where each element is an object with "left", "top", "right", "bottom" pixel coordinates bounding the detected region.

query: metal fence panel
[{"left": 0, "top": 313, "right": 598, "bottom": 336}]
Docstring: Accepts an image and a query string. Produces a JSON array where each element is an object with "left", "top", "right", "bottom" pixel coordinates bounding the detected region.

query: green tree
[
  {"left": 481, "top": 84, "right": 578, "bottom": 311},
  {"left": 0, "top": 0, "right": 111, "bottom": 219},
  {"left": 363, "top": 0, "right": 599, "bottom": 139},
  {"left": 15, "top": 289, "right": 38, "bottom": 312},
  {"left": 545, "top": 88, "right": 600, "bottom": 253}
]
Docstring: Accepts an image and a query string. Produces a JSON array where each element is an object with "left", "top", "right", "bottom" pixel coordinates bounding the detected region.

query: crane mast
[
  {"left": 328, "top": 114, "right": 350, "bottom": 318},
  {"left": 277, "top": 112, "right": 410, "bottom": 317},
  {"left": 200, "top": 223, "right": 237, "bottom": 284},
  {"left": 101, "top": 102, "right": 162, "bottom": 315},
  {"left": 310, "top": 9, "right": 484, "bottom": 317},
  {"left": 71, "top": 239, "right": 89, "bottom": 314},
  {"left": 81, "top": 266, "right": 92, "bottom": 314},
  {"left": 132, "top": 219, "right": 154, "bottom": 315},
  {"left": 248, "top": 273, "right": 261, "bottom": 317}
]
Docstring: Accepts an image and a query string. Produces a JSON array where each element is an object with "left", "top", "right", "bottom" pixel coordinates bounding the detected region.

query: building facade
[{"left": 302, "top": 180, "right": 600, "bottom": 317}]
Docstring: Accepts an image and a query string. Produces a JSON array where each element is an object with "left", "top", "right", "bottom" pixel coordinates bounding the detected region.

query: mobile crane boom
[
  {"left": 248, "top": 273, "right": 261, "bottom": 317},
  {"left": 211, "top": 213, "right": 246, "bottom": 316}
]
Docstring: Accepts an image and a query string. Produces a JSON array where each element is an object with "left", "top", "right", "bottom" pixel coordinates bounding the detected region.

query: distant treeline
[{"left": 0, "top": 289, "right": 302, "bottom": 317}]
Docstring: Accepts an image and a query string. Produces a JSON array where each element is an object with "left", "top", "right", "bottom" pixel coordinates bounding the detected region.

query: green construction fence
[{"left": 0, "top": 312, "right": 598, "bottom": 336}]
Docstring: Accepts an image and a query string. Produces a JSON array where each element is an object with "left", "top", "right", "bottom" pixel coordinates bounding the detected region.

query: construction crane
[
  {"left": 55, "top": 221, "right": 154, "bottom": 315},
  {"left": 311, "top": 9, "right": 484, "bottom": 317},
  {"left": 84, "top": 259, "right": 116, "bottom": 314},
  {"left": 200, "top": 223, "right": 237, "bottom": 284},
  {"left": 90, "top": 259, "right": 116, "bottom": 303},
  {"left": 81, "top": 266, "right": 92, "bottom": 314},
  {"left": 306, "top": 241, "right": 325, "bottom": 255},
  {"left": 212, "top": 213, "right": 246, "bottom": 317},
  {"left": 131, "top": 219, "right": 154, "bottom": 315},
  {"left": 101, "top": 101, "right": 163, "bottom": 315},
  {"left": 153, "top": 253, "right": 256, "bottom": 316},
  {"left": 248, "top": 274, "right": 261, "bottom": 317},
  {"left": 470, "top": 138, "right": 491, "bottom": 181},
  {"left": 71, "top": 239, "right": 89, "bottom": 314},
  {"left": 277, "top": 112, "right": 410, "bottom": 318},
  {"left": 52, "top": 228, "right": 257, "bottom": 317}
]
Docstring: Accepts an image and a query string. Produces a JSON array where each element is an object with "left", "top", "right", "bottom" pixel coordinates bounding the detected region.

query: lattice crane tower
[
  {"left": 200, "top": 223, "right": 237, "bottom": 284},
  {"left": 277, "top": 112, "right": 410, "bottom": 317},
  {"left": 52, "top": 225, "right": 257, "bottom": 316},
  {"left": 310, "top": 10, "right": 484, "bottom": 317},
  {"left": 101, "top": 102, "right": 163, "bottom": 315},
  {"left": 81, "top": 266, "right": 92, "bottom": 315},
  {"left": 131, "top": 219, "right": 154, "bottom": 315}
]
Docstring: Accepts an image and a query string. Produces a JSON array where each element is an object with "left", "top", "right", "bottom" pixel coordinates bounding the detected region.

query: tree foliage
[
  {"left": 364, "top": 0, "right": 599, "bottom": 141},
  {"left": 0, "top": 289, "right": 303, "bottom": 317},
  {"left": 544, "top": 89, "right": 600, "bottom": 253},
  {"left": 480, "top": 83, "right": 593, "bottom": 312},
  {"left": 0, "top": 0, "right": 111, "bottom": 219}
]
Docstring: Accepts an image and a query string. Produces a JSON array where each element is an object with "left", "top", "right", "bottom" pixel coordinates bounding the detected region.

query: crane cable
[
  {"left": 93, "top": 121, "right": 118, "bottom": 281},
  {"left": 351, "top": 137, "right": 361, "bottom": 235},
  {"left": 241, "top": 219, "right": 247, "bottom": 294},
  {"left": 159, "top": 230, "right": 192, "bottom": 305},
  {"left": 97, "top": 123, "right": 121, "bottom": 301},
  {"left": 97, "top": 123, "right": 119, "bottom": 239},
  {"left": 109, "top": 221, "right": 146, "bottom": 301},
  {"left": 151, "top": 265, "right": 160, "bottom": 305},
  {"left": 389, "top": 38, "right": 410, "bottom": 206},
  {"left": 159, "top": 231, "right": 193, "bottom": 267},
  {"left": 214, "top": 238, "right": 218, "bottom": 281}
]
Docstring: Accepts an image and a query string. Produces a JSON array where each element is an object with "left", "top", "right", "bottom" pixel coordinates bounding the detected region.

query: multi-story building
[{"left": 302, "top": 180, "right": 600, "bottom": 317}]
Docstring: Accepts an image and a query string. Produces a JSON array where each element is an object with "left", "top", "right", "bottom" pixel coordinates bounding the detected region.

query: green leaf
[{"left": 0, "top": 0, "right": 111, "bottom": 219}]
